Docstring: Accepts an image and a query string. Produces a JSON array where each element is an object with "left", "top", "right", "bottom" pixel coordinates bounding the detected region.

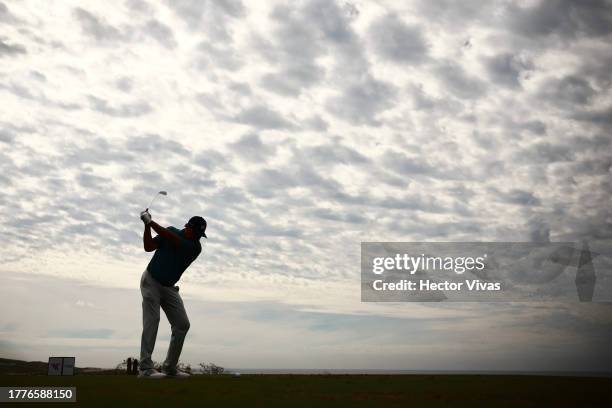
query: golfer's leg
[
  {"left": 160, "top": 286, "right": 190, "bottom": 372},
  {"left": 140, "top": 270, "right": 161, "bottom": 371}
]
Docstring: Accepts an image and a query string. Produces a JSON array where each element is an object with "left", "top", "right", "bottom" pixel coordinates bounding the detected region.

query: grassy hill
[
  {"left": 0, "top": 358, "right": 49, "bottom": 375},
  {"left": 1, "top": 372, "right": 611, "bottom": 407},
  {"left": 0, "top": 358, "right": 120, "bottom": 376}
]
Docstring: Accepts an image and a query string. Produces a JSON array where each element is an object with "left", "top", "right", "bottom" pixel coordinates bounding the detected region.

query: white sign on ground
[
  {"left": 62, "top": 357, "right": 75, "bottom": 375},
  {"left": 47, "top": 357, "right": 62, "bottom": 376},
  {"left": 47, "top": 357, "right": 76, "bottom": 376}
]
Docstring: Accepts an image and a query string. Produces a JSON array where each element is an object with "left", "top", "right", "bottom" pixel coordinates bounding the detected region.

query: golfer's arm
[
  {"left": 143, "top": 224, "right": 158, "bottom": 252},
  {"left": 148, "top": 221, "right": 181, "bottom": 248}
]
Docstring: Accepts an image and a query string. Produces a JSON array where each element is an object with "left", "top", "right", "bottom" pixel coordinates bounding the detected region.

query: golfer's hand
[{"left": 140, "top": 210, "right": 152, "bottom": 225}]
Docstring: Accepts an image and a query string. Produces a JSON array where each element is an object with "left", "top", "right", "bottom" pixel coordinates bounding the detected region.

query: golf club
[{"left": 146, "top": 190, "right": 167, "bottom": 212}]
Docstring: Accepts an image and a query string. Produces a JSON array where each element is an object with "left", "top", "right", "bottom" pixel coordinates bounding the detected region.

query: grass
[{"left": 1, "top": 374, "right": 610, "bottom": 407}]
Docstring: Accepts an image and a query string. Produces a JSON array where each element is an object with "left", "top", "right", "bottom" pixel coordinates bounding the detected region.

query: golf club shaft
[
  {"left": 146, "top": 191, "right": 167, "bottom": 211},
  {"left": 146, "top": 195, "right": 158, "bottom": 211}
]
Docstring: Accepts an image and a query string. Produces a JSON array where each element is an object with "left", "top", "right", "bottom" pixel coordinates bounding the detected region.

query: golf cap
[{"left": 187, "top": 216, "right": 207, "bottom": 239}]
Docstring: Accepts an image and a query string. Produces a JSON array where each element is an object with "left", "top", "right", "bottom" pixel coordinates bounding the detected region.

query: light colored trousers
[{"left": 140, "top": 268, "right": 190, "bottom": 372}]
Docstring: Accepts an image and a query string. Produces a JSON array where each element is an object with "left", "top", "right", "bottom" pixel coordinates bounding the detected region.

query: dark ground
[{"left": 1, "top": 373, "right": 611, "bottom": 407}]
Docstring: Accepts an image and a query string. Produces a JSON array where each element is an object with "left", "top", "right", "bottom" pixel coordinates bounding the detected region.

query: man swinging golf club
[{"left": 138, "top": 209, "right": 207, "bottom": 379}]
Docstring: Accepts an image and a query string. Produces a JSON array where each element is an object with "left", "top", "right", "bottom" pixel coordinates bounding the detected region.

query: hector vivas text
[{"left": 371, "top": 253, "right": 501, "bottom": 292}]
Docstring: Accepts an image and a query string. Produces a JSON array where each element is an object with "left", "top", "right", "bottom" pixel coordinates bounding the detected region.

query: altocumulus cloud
[{"left": 0, "top": 0, "right": 611, "bottom": 372}]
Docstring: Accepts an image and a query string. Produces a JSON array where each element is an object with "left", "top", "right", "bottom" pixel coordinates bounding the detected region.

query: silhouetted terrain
[
  {"left": 0, "top": 358, "right": 118, "bottom": 375},
  {"left": 1, "top": 365, "right": 611, "bottom": 407},
  {"left": 0, "top": 358, "right": 48, "bottom": 375}
]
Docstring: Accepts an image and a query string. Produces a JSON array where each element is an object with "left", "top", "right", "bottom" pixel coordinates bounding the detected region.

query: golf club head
[{"left": 146, "top": 190, "right": 168, "bottom": 211}]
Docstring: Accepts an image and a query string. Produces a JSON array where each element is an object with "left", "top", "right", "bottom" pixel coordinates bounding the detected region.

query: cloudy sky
[{"left": 1, "top": 0, "right": 612, "bottom": 371}]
